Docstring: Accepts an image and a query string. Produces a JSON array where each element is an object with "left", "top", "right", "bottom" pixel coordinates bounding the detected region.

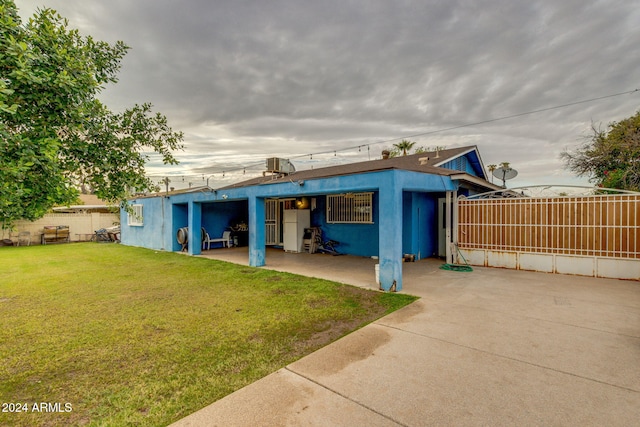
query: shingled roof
[{"left": 221, "top": 146, "right": 479, "bottom": 190}]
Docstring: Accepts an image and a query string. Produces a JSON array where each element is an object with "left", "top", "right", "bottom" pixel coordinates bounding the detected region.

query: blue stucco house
[{"left": 120, "top": 146, "right": 499, "bottom": 291}]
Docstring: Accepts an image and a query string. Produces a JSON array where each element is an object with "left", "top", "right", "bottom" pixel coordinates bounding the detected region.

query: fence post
[{"left": 445, "top": 191, "right": 453, "bottom": 264}]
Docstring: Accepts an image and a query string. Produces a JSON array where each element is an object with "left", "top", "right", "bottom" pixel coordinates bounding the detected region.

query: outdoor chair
[
  {"left": 42, "top": 226, "right": 70, "bottom": 244},
  {"left": 17, "top": 231, "right": 31, "bottom": 246},
  {"left": 94, "top": 228, "right": 111, "bottom": 243},
  {"left": 202, "top": 228, "right": 232, "bottom": 250}
]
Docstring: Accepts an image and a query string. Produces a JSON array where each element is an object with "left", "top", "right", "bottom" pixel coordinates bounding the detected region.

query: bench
[{"left": 41, "top": 226, "right": 70, "bottom": 245}]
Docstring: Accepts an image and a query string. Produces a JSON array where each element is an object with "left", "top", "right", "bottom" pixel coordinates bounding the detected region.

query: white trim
[
  {"left": 434, "top": 146, "right": 489, "bottom": 180},
  {"left": 128, "top": 204, "right": 144, "bottom": 226},
  {"left": 433, "top": 147, "right": 476, "bottom": 167},
  {"left": 450, "top": 173, "right": 503, "bottom": 191}
]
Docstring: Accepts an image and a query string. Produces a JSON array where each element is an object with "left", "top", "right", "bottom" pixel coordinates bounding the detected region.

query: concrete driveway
[{"left": 173, "top": 248, "right": 640, "bottom": 426}]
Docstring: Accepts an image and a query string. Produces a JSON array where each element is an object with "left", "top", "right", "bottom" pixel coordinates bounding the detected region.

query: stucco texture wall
[
  {"left": 3, "top": 213, "right": 119, "bottom": 244},
  {"left": 311, "top": 194, "right": 379, "bottom": 257},
  {"left": 120, "top": 197, "right": 167, "bottom": 250}
]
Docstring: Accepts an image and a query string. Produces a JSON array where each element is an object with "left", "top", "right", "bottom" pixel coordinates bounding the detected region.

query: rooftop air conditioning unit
[{"left": 266, "top": 157, "right": 295, "bottom": 174}]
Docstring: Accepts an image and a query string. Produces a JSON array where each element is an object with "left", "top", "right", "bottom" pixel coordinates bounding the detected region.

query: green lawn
[{"left": 0, "top": 244, "right": 416, "bottom": 426}]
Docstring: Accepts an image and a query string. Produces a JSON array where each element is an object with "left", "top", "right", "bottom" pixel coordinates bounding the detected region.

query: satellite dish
[{"left": 492, "top": 166, "right": 518, "bottom": 187}]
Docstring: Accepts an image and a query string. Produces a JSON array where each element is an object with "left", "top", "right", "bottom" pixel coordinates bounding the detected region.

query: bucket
[{"left": 374, "top": 264, "right": 380, "bottom": 285}]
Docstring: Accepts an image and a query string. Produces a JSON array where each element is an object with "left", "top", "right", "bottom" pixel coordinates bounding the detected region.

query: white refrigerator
[{"left": 283, "top": 209, "right": 310, "bottom": 252}]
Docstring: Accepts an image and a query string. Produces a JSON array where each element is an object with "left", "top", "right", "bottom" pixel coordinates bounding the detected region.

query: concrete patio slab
[
  {"left": 173, "top": 247, "right": 640, "bottom": 426},
  {"left": 381, "top": 300, "right": 640, "bottom": 392},
  {"left": 173, "top": 368, "right": 398, "bottom": 427},
  {"left": 287, "top": 323, "right": 639, "bottom": 426},
  {"left": 199, "top": 247, "right": 383, "bottom": 290}
]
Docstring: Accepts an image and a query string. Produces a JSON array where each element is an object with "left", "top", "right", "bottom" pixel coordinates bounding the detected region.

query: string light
[{"left": 146, "top": 88, "right": 640, "bottom": 187}]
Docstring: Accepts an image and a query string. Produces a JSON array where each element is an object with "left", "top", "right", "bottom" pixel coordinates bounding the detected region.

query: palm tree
[
  {"left": 393, "top": 140, "right": 416, "bottom": 156},
  {"left": 487, "top": 164, "right": 497, "bottom": 183}
]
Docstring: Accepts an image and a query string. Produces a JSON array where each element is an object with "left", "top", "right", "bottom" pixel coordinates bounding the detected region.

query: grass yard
[{"left": 0, "top": 244, "right": 416, "bottom": 426}]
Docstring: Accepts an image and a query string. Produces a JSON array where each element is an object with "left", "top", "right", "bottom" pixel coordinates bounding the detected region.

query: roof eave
[
  {"left": 433, "top": 145, "right": 489, "bottom": 180},
  {"left": 450, "top": 173, "right": 503, "bottom": 191},
  {"left": 432, "top": 146, "right": 477, "bottom": 167}
]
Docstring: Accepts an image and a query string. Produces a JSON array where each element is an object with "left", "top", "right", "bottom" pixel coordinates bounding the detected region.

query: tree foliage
[
  {"left": 561, "top": 111, "right": 640, "bottom": 191},
  {"left": 387, "top": 142, "right": 447, "bottom": 158},
  {"left": 0, "top": 1, "right": 183, "bottom": 227},
  {"left": 392, "top": 139, "right": 416, "bottom": 156}
]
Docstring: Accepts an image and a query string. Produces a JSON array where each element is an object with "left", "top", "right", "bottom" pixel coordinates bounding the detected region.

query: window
[
  {"left": 128, "top": 204, "right": 144, "bottom": 226},
  {"left": 326, "top": 192, "right": 373, "bottom": 223}
]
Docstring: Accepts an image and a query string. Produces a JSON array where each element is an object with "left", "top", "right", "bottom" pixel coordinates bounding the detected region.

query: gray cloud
[{"left": 16, "top": 0, "right": 640, "bottom": 188}]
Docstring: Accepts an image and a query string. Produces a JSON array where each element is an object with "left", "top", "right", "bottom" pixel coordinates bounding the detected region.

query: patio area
[{"left": 198, "top": 246, "right": 446, "bottom": 293}]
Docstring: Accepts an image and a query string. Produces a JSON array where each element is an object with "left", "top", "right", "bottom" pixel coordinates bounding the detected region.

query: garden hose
[{"left": 439, "top": 244, "right": 473, "bottom": 272}]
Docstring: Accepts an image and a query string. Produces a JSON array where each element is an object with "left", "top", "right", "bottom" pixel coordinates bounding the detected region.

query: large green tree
[
  {"left": 561, "top": 111, "right": 640, "bottom": 191},
  {"left": 0, "top": 1, "right": 183, "bottom": 227}
]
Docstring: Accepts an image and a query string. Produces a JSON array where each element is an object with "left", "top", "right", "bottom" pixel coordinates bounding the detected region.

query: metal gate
[
  {"left": 265, "top": 199, "right": 278, "bottom": 245},
  {"left": 457, "top": 192, "right": 640, "bottom": 279}
]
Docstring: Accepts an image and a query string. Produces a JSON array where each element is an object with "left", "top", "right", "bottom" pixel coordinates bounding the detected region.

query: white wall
[
  {"left": 2, "top": 213, "right": 119, "bottom": 244},
  {"left": 458, "top": 248, "right": 640, "bottom": 281}
]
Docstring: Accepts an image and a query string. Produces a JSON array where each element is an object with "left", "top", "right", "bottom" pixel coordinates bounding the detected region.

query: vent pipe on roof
[{"left": 382, "top": 149, "right": 391, "bottom": 160}]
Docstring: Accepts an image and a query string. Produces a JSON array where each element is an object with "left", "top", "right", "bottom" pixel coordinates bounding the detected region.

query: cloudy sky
[{"left": 16, "top": 0, "right": 640, "bottom": 189}]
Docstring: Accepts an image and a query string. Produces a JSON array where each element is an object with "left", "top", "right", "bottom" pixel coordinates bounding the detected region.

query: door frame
[{"left": 265, "top": 198, "right": 296, "bottom": 246}]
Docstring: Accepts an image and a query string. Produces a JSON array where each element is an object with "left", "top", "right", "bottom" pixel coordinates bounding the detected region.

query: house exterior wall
[
  {"left": 121, "top": 169, "right": 458, "bottom": 291},
  {"left": 438, "top": 151, "right": 486, "bottom": 177},
  {"left": 311, "top": 193, "right": 379, "bottom": 257},
  {"left": 120, "top": 197, "right": 167, "bottom": 250},
  {"left": 403, "top": 192, "right": 439, "bottom": 259},
  {"left": 171, "top": 203, "right": 188, "bottom": 251},
  {"left": 440, "top": 156, "right": 475, "bottom": 175},
  {"left": 202, "top": 200, "right": 248, "bottom": 239}
]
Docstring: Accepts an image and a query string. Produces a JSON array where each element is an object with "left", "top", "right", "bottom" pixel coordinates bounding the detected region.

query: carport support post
[
  {"left": 248, "top": 196, "right": 266, "bottom": 267},
  {"left": 445, "top": 191, "right": 452, "bottom": 264},
  {"left": 187, "top": 200, "right": 202, "bottom": 255},
  {"left": 378, "top": 179, "right": 403, "bottom": 291},
  {"left": 452, "top": 190, "right": 458, "bottom": 264}
]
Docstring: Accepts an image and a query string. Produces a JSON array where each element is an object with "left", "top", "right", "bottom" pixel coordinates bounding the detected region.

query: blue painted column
[
  {"left": 378, "top": 174, "right": 403, "bottom": 291},
  {"left": 248, "top": 196, "right": 266, "bottom": 266},
  {"left": 162, "top": 197, "right": 173, "bottom": 252},
  {"left": 187, "top": 200, "right": 202, "bottom": 255}
]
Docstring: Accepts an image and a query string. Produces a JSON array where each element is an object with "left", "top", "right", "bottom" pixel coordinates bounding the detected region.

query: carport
[{"left": 198, "top": 246, "right": 444, "bottom": 291}]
